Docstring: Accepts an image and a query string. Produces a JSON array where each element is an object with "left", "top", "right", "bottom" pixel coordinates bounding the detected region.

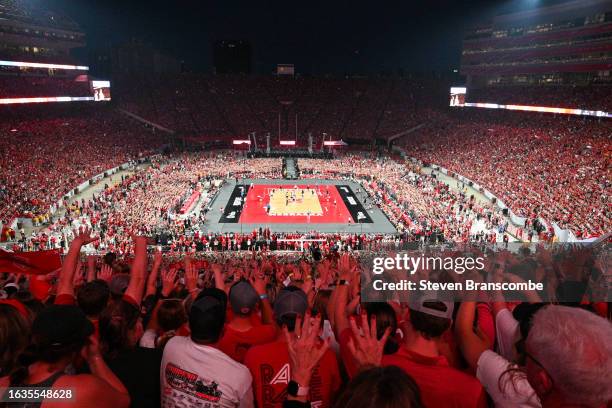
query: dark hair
[
  {"left": 99, "top": 299, "right": 140, "bottom": 358},
  {"left": 155, "top": 300, "right": 187, "bottom": 349},
  {"left": 0, "top": 304, "right": 29, "bottom": 377},
  {"left": 334, "top": 366, "right": 423, "bottom": 408},
  {"left": 77, "top": 280, "right": 110, "bottom": 317},
  {"left": 190, "top": 303, "right": 225, "bottom": 344},
  {"left": 409, "top": 302, "right": 451, "bottom": 340},
  {"left": 364, "top": 302, "right": 399, "bottom": 354},
  {"left": 9, "top": 324, "right": 88, "bottom": 385},
  {"left": 157, "top": 299, "right": 187, "bottom": 332},
  {"left": 277, "top": 314, "right": 298, "bottom": 332}
]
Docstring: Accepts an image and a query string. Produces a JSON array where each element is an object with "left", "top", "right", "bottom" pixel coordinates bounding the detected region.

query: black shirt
[{"left": 106, "top": 347, "right": 162, "bottom": 408}]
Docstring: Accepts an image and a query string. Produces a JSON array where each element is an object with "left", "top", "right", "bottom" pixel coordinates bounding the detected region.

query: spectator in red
[
  {"left": 245, "top": 286, "right": 341, "bottom": 408},
  {"left": 381, "top": 294, "right": 487, "bottom": 408},
  {"left": 218, "top": 278, "right": 276, "bottom": 363}
]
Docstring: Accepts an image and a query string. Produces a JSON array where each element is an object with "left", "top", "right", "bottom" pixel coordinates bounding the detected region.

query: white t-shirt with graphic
[{"left": 161, "top": 336, "right": 254, "bottom": 408}]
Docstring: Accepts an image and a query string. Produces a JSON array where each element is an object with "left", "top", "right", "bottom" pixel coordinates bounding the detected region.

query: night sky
[{"left": 44, "top": 0, "right": 571, "bottom": 74}]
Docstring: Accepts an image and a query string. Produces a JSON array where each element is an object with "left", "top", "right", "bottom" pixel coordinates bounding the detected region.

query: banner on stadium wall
[
  {"left": 0, "top": 60, "right": 89, "bottom": 70},
  {"left": 458, "top": 101, "right": 612, "bottom": 119},
  {"left": 77, "top": 180, "right": 90, "bottom": 193},
  {"left": 0, "top": 96, "right": 95, "bottom": 105}
]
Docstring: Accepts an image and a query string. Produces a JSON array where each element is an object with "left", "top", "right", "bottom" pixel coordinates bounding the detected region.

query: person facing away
[
  {"left": 160, "top": 288, "right": 253, "bottom": 408},
  {"left": 244, "top": 286, "right": 341, "bottom": 408}
]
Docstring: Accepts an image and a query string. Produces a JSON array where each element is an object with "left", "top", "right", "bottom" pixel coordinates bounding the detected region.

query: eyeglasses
[
  {"left": 525, "top": 350, "right": 554, "bottom": 387},
  {"left": 524, "top": 351, "right": 545, "bottom": 369}
]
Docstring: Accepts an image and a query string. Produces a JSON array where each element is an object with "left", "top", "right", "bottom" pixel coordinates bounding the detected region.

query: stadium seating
[
  {"left": 115, "top": 75, "right": 447, "bottom": 144},
  {"left": 0, "top": 106, "right": 165, "bottom": 223},
  {"left": 400, "top": 109, "right": 610, "bottom": 238}
]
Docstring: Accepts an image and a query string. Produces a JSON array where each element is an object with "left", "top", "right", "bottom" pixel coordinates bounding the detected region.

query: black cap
[
  {"left": 31, "top": 305, "right": 94, "bottom": 348},
  {"left": 229, "top": 281, "right": 259, "bottom": 316},
  {"left": 274, "top": 286, "right": 308, "bottom": 320},
  {"left": 190, "top": 288, "right": 227, "bottom": 342}
]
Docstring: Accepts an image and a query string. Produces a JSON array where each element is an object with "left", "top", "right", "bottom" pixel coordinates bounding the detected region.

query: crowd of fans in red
[
  {"left": 10, "top": 153, "right": 513, "bottom": 255},
  {"left": 0, "top": 231, "right": 610, "bottom": 408},
  {"left": 400, "top": 109, "right": 610, "bottom": 238},
  {"left": 0, "top": 75, "right": 610, "bottom": 408},
  {"left": 1, "top": 79, "right": 609, "bottom": 244},
  {"left": 0, "top": 106, "right": 166, "bottom": 223}
]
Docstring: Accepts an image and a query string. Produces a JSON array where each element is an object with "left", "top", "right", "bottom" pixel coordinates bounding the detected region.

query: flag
[{"left": 0, "top": 249, "right": 62, "bottom": 275}]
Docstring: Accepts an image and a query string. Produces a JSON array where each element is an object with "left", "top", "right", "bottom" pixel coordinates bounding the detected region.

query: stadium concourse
[{"left": 0, "top": 74, "right": 611, "bottom": 408}]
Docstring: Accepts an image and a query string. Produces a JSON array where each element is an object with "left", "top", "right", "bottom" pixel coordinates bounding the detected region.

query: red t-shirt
[
  {"left": 217, "top": 324, "right": 277, "bottom": 363},
  {"left": 244, "top": 340, "right": 341, "bottom": 408},
  {"left": 382, "top": 346, "right": 487, "bottom": 408}
]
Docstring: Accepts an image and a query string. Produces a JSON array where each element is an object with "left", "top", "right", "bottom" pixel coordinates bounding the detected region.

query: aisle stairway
[{"left": 283, "top": 157, "right": 299, "bottom": 179}]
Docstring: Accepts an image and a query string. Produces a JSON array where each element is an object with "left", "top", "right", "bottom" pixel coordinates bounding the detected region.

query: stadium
[{"left": 0, "top": 0, "right": 610, "bottom": 408}]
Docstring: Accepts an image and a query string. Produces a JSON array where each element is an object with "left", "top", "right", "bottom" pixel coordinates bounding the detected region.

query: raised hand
[
  {"left": 185, "top": 261, "right": 199, "bottom": 294},
  {"left": 347, "top": 313, "right": 391, "bottom": 369},
  {"left": 153, "top": 248, "right": 163, "bottom": 266},
  {"left": 73, "top": 261, "right": 85, "bottom": 286},
  {"left": 338, "top": 252, "right": 354, "bottom": 280},
  {"left": 82, "top": 333, "right": 103, "bottom": 363},
  {"left": 99, "top": 264, "right": 113, "bottom": 283},
  {"left": 72, "top": 225, "right": 98, "bottom": 246},
  {"left": 250, "top": 268, "right": 268, "bottom": 296},
  {"left": 284, "top": 313, "right": 329, "bottom": 389},
  {"left": 300, "top": 260, "right": 310, "bottom": 278},
  {"left": 161, "top": 268, "right": 178, "bottom": 297}
]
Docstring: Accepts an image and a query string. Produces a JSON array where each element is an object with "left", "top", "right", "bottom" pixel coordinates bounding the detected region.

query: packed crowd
[
  {"left": 115, "top": 75, "right": 446, "bottom": 144},
  {"left": 11, "top": 153, "right": 514, "bottom": 254},
  {"left": 0, "top": 231, "right": 610, "bottom": 408},
  {"left": 13, "top": 154, "right": 282, "bottom": 253},
  {"left": 300, "top": 156, "right": 509, "bottom": 243},
  {"left": 0, "top": 106, "right": 166, "bottom": 223},
  {"left": 400, "top": 110, "right": 610, "bottom": 238}
]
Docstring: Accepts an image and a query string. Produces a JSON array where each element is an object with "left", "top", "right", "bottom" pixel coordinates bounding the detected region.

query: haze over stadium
[{"left": 0, "top": 1, "right": 611, "bottom": 408}]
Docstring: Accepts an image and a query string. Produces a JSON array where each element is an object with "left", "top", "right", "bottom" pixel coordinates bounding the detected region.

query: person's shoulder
[
  {"left": 244, "top": 340, "right": 282, "bottom": 364},
  {"left": 250, "top": 324, "right": 277, "bottom": 338},
  {"left": 213, "top": 347, "right": 253, "bottom": 382},
  {"left": 162, "top": 335, "right": 188, "bottom": 354},
  {"left": 54, "top": 375, "right": 130, "bottom": 407}
]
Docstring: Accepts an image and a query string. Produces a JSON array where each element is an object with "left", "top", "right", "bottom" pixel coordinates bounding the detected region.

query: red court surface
[{"left": 239, "top": 184, "right": 354, "bottom": 224}]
